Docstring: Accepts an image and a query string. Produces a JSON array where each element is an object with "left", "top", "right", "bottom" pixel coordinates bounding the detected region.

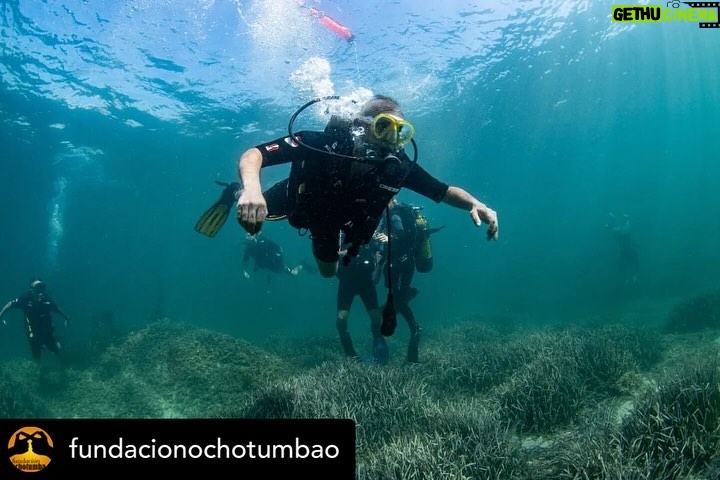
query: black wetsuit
[
  {"left": 9, "top": 290, "right": 63, "bottom": 359},
  {"left": 243, "top": 237, "right": 292, "bottom": 275},
  {"left": 336, "top": 243, "right": 381, "bottom": 312},
  {"left": 255, "top": 131, "right": 448, "bottom": 263},
  {"left": 335, "top": 242, "right": 382, "bottom": 357},
  {"left": 385, "top": 204, "right": 418, "bottom": 301}
]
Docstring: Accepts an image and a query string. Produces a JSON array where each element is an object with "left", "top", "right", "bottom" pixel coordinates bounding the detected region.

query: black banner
[{"left": 0, "top": 419, "right": 355, "bottom": 477}]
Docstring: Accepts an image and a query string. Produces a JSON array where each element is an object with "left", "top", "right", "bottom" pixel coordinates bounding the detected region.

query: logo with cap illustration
[{"left": 7, "top": 426, "right": 53, "bottom": 473}]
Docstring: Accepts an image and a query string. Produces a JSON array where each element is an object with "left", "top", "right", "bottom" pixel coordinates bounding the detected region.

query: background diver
[
  {"left": 242, "top": 232, "right": 303, "bottom": 280},
  {"left": 604, "top": 212, "right": 640, "bottom": 285},
  {"left": 335, "top": 233, "right": 388, "bottom": 365},
  {"left": 0, "top": 279, "right": 71, "bottom": 362},
  {"left": 376, "top": 198, "right": 444, "bottom": 363}
]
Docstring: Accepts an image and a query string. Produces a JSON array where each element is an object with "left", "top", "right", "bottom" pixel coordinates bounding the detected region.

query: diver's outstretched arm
[
  {"left": 236, "top": 148, "right": 266, "bottom": 235},
  {"left": 0, "top": 301, "right": 13, "bottom": 325},
  {"left": 442, "top": 186, "right": 499, "bottom": 240}
]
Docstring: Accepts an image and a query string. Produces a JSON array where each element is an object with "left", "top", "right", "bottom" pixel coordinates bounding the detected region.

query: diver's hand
[
  {"left": 243, "top": 270, "right": 250, "bottom": 279},
  {"left": 373, "top": 232, "right": 389, "bottom": 243},
  {"left": 470, "top": 203, "right": 499, "bottom": 240},
  {"left": 236, "top": 187, "right": 267, "bottom": 235}
]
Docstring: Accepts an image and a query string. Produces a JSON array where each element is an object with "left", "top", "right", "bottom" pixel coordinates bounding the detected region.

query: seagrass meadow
[{"left": 2, "top": 289, "right": 720, "bottom": 479}]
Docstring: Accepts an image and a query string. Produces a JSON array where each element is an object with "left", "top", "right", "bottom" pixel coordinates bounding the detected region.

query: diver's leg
[
  {"left": 406, "top": 315, "right": 422, "bottom": 364},
  {"left": 359, "top": 279, "right": 382, "bottom": 338},
  {"left": 336, "top": 281, "right": 358, "bottom": 359},
  {"left": 394, "top": 263, "right": 421, "bottom": 363},
  {"left": 359, "top": 277, "right": 388, "bottom": 365},
  {"left": 28, "top": 335, "right": 42, "bottom": 361},
  {"left": 46, "top": 336, "right": 61, "bottom": 356},
  {"left": 336, "top": 311, "right": 358, "bottom": 359},
  {"left": 311, "top": 229, "right": 340, "bottom": 278},
  {"left": 316, "top": 260, "right": 338, "bottom": 277},
  {"left": 44, "top": 334, "right": 67, "bottom": 367},
  {"left": 396, "top": 260, "right": 416, "bottom": 302}
]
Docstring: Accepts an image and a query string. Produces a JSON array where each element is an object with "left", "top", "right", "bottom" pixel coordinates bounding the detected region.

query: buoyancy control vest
[
  {"left": 411, "top": 209, "right": 434, "bottom": 273},
  {"left": 286, "top": 130, "right": 411, "bottom": 260},
  {"left": 391, "top": 203, "right": 434, "bottom": 273}
]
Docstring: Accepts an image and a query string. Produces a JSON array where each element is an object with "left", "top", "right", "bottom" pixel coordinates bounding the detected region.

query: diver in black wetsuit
[
  {"left": 242, "top": 233, "right": 302, "bottom": 279},
  {"left": 234, "top": 95, "right": 499, "bottom": 338},
  {"left": 378, "top": 199, "right": 423, "bottom": 362},
  {"left": 0, "top": 279, "right": 71, "bottom": 361},
  {"left": 605, "top": 212, "right": 640, "bottom": 285},
  {"left": 335, "top": 236, "right": 388, "bottom": 364}
]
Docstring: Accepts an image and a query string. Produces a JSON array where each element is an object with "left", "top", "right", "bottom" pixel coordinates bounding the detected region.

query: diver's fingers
[
  {"left": 247, "top": 219, "right": 263, "bottom": 235},
  {"left": 237, "top": 189, "right": 267, "bottom": 224},
  {"left": 236, "top": 202, "right": 254, "bottom": 233},
  {"left": 246, "top": 205, "right": 267, "bottom": 230},
  {"left": 373, "top": 232, "right": 389, "bottom": 243},
  {"left": 485, "top": 215, "right": 499, "bottom": 241},
  {"left": 254, "top": 204, "right": 268, "bottom": 223},
  {"left": 239, "top": 204, "right": 266, "bottom": 233},
  {"left": 237, "top": 218, "right": 262, "bottom": 235},
  {"left": 237, "top": 204, "right": 250, "bottom": 230},
  {"left": 486, "top": 222, "right": 499, "bottom": 241},
  {"left": 471, "top": 206, "right": 499, "bottom": 241},
  {"left": 246, "top": 204, "right": 257, "bottom": 224}
]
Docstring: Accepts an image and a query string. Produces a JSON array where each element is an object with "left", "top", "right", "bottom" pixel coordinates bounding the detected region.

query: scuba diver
[
  {"left": 604, "top": 212, "right": 640, "bottom": 285},
  {"left": 375, "top": 199, "right": 444, "bottom": 363},
  {"left": 202, "top": 94, "right": 499, "bottom": 339},
  {"left": 195, "top": 184, "right": 305, "bottom": 283},
  {"left": 0, "top": 279, "right": 71, "bottom": 361},
  {"left": 335, "top": 234, "right": 388, "bottom": 364},
  {"left": 242, "top": 232, "right": 303, "bottom": 280}
]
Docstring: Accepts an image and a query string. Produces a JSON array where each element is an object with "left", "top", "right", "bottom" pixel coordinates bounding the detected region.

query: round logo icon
[{"left": 8, "top": 426, "right": 53, "bottom": 473}]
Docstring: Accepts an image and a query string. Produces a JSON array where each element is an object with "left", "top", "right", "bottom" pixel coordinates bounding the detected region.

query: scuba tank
[{"left": 412, "top": 207, "right": 433, "bottom": 273}]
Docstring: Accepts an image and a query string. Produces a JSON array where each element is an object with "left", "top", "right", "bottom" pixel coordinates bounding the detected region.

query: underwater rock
[{"left": 662, "top": 290, "right": 720, "bottom": 334}]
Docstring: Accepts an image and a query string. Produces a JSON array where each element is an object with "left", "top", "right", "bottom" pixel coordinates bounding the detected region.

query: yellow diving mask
[{"left": 369, "top": 113, "right": 415, "bottom": 147}]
